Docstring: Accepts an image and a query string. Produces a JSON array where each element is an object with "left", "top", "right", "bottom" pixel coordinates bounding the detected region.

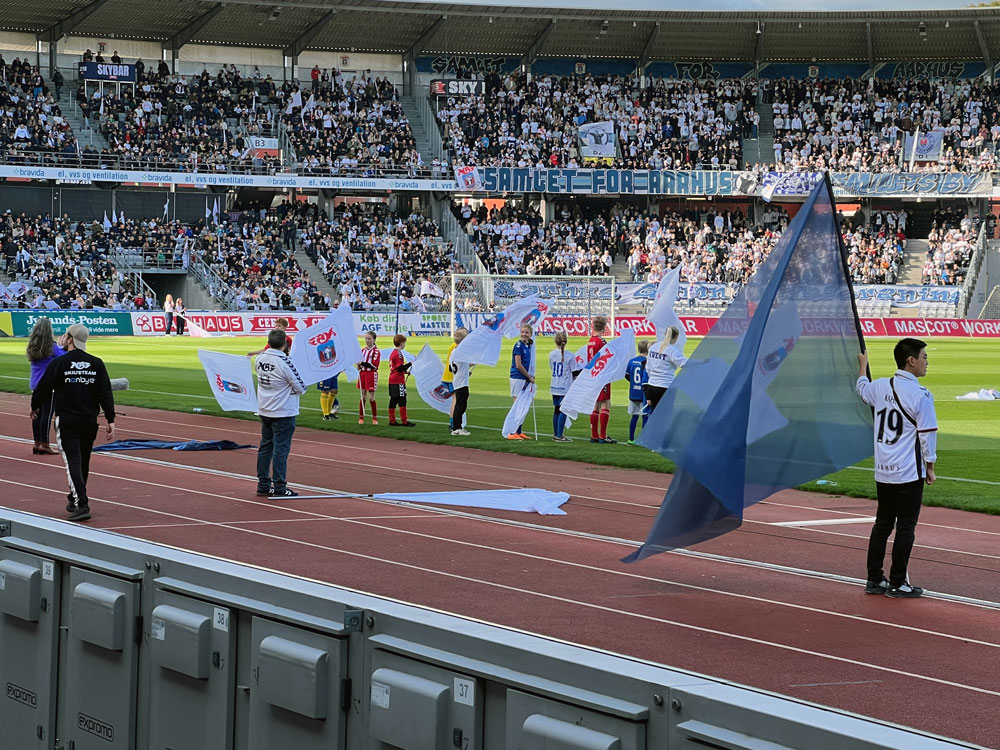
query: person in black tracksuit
[{"left": 30, "top": 324, "right": 116, "bottom": 522}]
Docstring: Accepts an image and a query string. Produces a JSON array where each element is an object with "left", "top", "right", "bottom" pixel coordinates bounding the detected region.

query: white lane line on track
[
  {"left": 0, "top": 435, "right": 1000, "bottom": 580},
  {"left": 2, "top": 473, "right": 999, "bottom": 699},
  {"left": 2, "top": 447, "right": 999, "bottom": 634},
  {"left": 8, "top": 406, "right": 1000, "bottom": 554},
  {"left": 2, "top": 386, "right": 997, "bottom": 487},
  {"left": 771, "top": 517, "right": 878, "bottom": 527}
]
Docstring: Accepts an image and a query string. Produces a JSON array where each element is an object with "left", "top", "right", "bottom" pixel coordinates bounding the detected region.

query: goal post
[{"left": 450, "top": 274, "right": 616, "bottom": 336}]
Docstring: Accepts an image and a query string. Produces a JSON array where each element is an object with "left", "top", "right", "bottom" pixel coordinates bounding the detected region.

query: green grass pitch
[{"left": 1, "top": 336, "right": 996, "bottom": 515}]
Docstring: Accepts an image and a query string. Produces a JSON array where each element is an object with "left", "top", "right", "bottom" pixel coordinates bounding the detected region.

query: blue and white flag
[
  {"left": 411, "top": 344, "right": 453, "bottom": 416},
  {"left": 646, "top": 263, "right": 686, "bottom": 347},
  {"left": 578, "top": 121, "right": 617, "bottom": 159},
  {"left": 288, "top": 304, "right": 363, "bottom": 386},
  {"left": 102, "top": 211, "right": 112, "bottom": 231},
  {"left": 560, "top": 329, "right": 636, "bottom": 420},
  {"left": 904, "top": 130, "right": 944, "bottom": 162},
  {"left": 626, "top": 178, "right": 873, "bottom": 561},
  {"left": 5, "top": 281, "right": 27, "bottom": 298},
  {"left": 112, "top": 209, "right": 118, "bottom": 224},
  {"left": 197, "top": 350, "right": 258, "bottom": 412},
  {"left": 454, "top": 165, "right": 484, "bottom": 191},
  {"left": 451, "top": 296, "right": 551, "bottom": 367}
]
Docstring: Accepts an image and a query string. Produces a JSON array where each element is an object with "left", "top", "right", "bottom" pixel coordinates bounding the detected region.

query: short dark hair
[
  {"left": 268, "top": 329, "right": 287, "bottom": 350},
  {"left": 893, "top": 338, "right": 926, "bottom": 369}
]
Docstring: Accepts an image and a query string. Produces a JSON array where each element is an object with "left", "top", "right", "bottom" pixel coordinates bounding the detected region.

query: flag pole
[
  {"left": 531, "top": 388, "right": 539, "bottom": 440},
  {"left": 393, "top": 270, "right": 402, "bottom": 334},
  {"left": 824, "top": 173, "right": 871, "bottom": 381}
]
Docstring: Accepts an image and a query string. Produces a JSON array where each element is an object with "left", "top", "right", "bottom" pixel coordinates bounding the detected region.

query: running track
[{"left": 0, "top": 392, "right": 997, "bottom": 749}]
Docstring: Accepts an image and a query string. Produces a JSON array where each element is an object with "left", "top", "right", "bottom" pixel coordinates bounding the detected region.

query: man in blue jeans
[{"left": 254, "top": 328, "right": 306, "bottom": 498}]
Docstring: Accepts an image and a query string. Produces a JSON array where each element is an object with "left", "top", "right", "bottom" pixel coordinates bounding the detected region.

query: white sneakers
[{"left": 451, "top": 429, "right": 471, "bottom": 436}]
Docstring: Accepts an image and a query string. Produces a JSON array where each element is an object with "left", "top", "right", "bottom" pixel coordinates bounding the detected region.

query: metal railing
[
  {"left": 110, "top": 245, "right": 188, "bottom": 273},
  {"left": 413, "top": 90, "right": 447, "bottom": 164},
  {"left": 960, "top": 223, "right": 989, "bottom": 317},
  {"left": 190, "top": 249, "right": 240, "bottom": 310}
]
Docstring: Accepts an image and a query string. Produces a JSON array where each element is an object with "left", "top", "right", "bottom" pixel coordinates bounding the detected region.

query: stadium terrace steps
[
  {"left": 611, "top": 254, "right": 633, "bottom": 283},
  {"left": 899, "top": 239, "right": 929, "bottom": 285},
  {"left": 293, "top": 249, "right": 339, "bottom": 304},
  {"left": 180, "top": 275, "right": 218, "bottom": 312},
  {"left": 399, "top": 95, "right": 437, "bottom": 170},
  {"left": 60, "top": 82, "right": 110, "bottom": 152},
  {"left": 741, "top": 103, "right": 774, "bottom": 168}
]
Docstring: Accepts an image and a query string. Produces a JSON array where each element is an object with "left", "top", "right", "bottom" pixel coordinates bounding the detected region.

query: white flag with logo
[
  {"left": 187, "top": 318, "right": 222, "bottom": 338},
  {"left": 646, "top": 263, "right": 687, "bottom": 348},
  {"left": 560, "top": 329, "right": 636, "bottom": 420},
  {"left": 288, "top": 304, "right": 363, "bottom": 386},
  {"left": 197, "top": 350, "right": 258, "bottom": 412},
  {"left": 578, "top": 121, "right": 617, "bottom": 159},
  {"left": 412, "top": 344, "right": 453, "bottom": 416},
  {"left": 454, "top": 165, "right": 484, "bottom": 191},
  {"left": 419, "top": 279, "right": 445, "bottom": 298},
  {"left": 451, "top": 296, "right": 551, "bottom": 367},
  {"left": 502, "top": 381, "right": 536, "bottom": 438}
]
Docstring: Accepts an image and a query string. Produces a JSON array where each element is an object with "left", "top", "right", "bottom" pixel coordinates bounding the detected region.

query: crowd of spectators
[
  {"left": 0, "top": 210, "right": 180, "bottom": 309},
  {"left": 436, "top": 72, "right": 752, "bottom": 171},
  {"left": 299, "top": 204, "right": 457, "bottom": 309},
  {"left": 199, "top": 211, "right": 324, "bottom": 310},
  {"left": 758, "top": 76, "right": 1000, "bottom": 174},
  {"left": 281, "top": 73, "right": 423, "bottom": 176},
  {"left": 93, "top": 64, "right": 282, "bottom": 172},
  {"left": 922, "top": 207, "right": 979, "bottom": 286},
  {"left": 0, "top": 56, "right": 80, "bottom": 163},
  {"left": 843, "top": 210, "right": 906, "bottom": 284}
]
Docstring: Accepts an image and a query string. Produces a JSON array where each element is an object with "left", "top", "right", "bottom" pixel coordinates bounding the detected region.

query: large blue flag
[{"left": 625, "top": 177, "right": 873, "bottom": 561}]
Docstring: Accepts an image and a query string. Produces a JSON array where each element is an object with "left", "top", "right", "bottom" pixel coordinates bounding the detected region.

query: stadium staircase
[
  {"left": 400, "top": 94, "right": 442, "bottom": 169},
  {"left": 741, "top": 104, "right": 774, "bottom": 168},
  {"left": 611, "top": 255, "right": 633, "bottom": 283},
  {"left": 58, "top": 83, "right": 110, "bottom": 152},
  {"left": 898, "top": 239, "right": 928, "bottom": 285},
  {"left": 179, "top": 275, "right": 218, "bottom": 311},
  {"left": 291, "top": 246, "right": 339, "bottom": 304}
]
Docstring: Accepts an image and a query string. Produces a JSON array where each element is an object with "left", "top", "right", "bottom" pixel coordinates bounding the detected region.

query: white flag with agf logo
[
  {"left": 288, "top": 304, "right": 363, "bottom": 386},
  {"left": 197, "top": 350, "right": 258, "bottom": 412}
]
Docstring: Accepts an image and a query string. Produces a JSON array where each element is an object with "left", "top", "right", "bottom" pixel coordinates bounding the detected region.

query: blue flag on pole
[{"left": 625, "top": 177, "right": 873, "bottom": 561}]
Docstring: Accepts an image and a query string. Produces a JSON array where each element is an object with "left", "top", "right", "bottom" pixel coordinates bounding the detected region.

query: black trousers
[
  {"left": 644, "top": 384, "right": 667, "bottom": 413},
  {"left": 55, "top": 415, "right": 99, "bottom": 509},
  {"left": 452, "top": 386, "right": 469, "bottom": 429},
  {"left": 175, "top": 315, "right": 186, "bottom": 335},
  {"left": 867, "top": 479, "right": 924, "bottom": 587},
  {"left": 388, "top": 383, "right": 407, "bottom": 408},
  {"left": 31, "top": 392, "right": 53, "bottom": 443}
]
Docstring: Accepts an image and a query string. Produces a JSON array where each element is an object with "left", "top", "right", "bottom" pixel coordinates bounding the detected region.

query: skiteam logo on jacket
[{"left": 70, "top": 361, "right": 91, "bottom": 369}]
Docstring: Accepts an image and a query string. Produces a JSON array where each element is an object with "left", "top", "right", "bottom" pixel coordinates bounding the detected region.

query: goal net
[{"left": 450, "top": 274, "right": 616, "bottom": 336}]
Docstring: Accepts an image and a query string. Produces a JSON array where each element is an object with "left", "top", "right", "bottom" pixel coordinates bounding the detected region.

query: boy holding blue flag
[{"left": 624, "top": 340, "right": 649, "bottom": 446}]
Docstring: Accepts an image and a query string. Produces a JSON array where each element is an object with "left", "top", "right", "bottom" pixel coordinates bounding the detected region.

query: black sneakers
[
  {"left": 255, "top": 487, "right": 272, "bottom": 497},
  {"left": 67, "top": 506, "right": 91, "bottom": 522},
  {"left": 66, "top": 492, "right": 77, "bottom": 512},
  {"left": 864, "top": 578, "right": 889, "bottom": 595},
  {"left": 269, "top": 488, "right": 299, "bottom": 498},
  {"left": 886, "top": 583, "right": 924, "bottom": 598}
]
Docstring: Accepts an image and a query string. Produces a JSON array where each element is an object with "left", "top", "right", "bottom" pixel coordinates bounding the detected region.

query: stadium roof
[{"left": 3, "top": 0, "right": 1000, "bottom": 63}]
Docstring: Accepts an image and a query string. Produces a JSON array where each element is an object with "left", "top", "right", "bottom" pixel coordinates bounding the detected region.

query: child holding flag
[
  {"left": 388, "top": 334, "right": 415, "bottom": 427},
  {"left": 588, "top": 316, "right": 616, "bottom": 444},
  {"left": 357, "top": 331, "right": 380, "bottom": 424},
  {"left": 450, "top": 328, "right": 472, "bottom": 436},
  {"left": 508, "top": 324, "right": 535, "bottom": 440},
  {"left": 441, "top": 332, "right": 458, "bottom": 431},
  {"left": 548, "top": 331, "right": 576, "bottom": 442},
  {"left": 317, "top": 375, "right": 339, "bottom": 420},
  {"left": 625, "top": 340, "right": 650, "bottom": 445}
]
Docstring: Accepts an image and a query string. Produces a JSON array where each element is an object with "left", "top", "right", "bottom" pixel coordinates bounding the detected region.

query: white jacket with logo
[{"left": 255, "top": 348, "right": 306, "bottom": 417}]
